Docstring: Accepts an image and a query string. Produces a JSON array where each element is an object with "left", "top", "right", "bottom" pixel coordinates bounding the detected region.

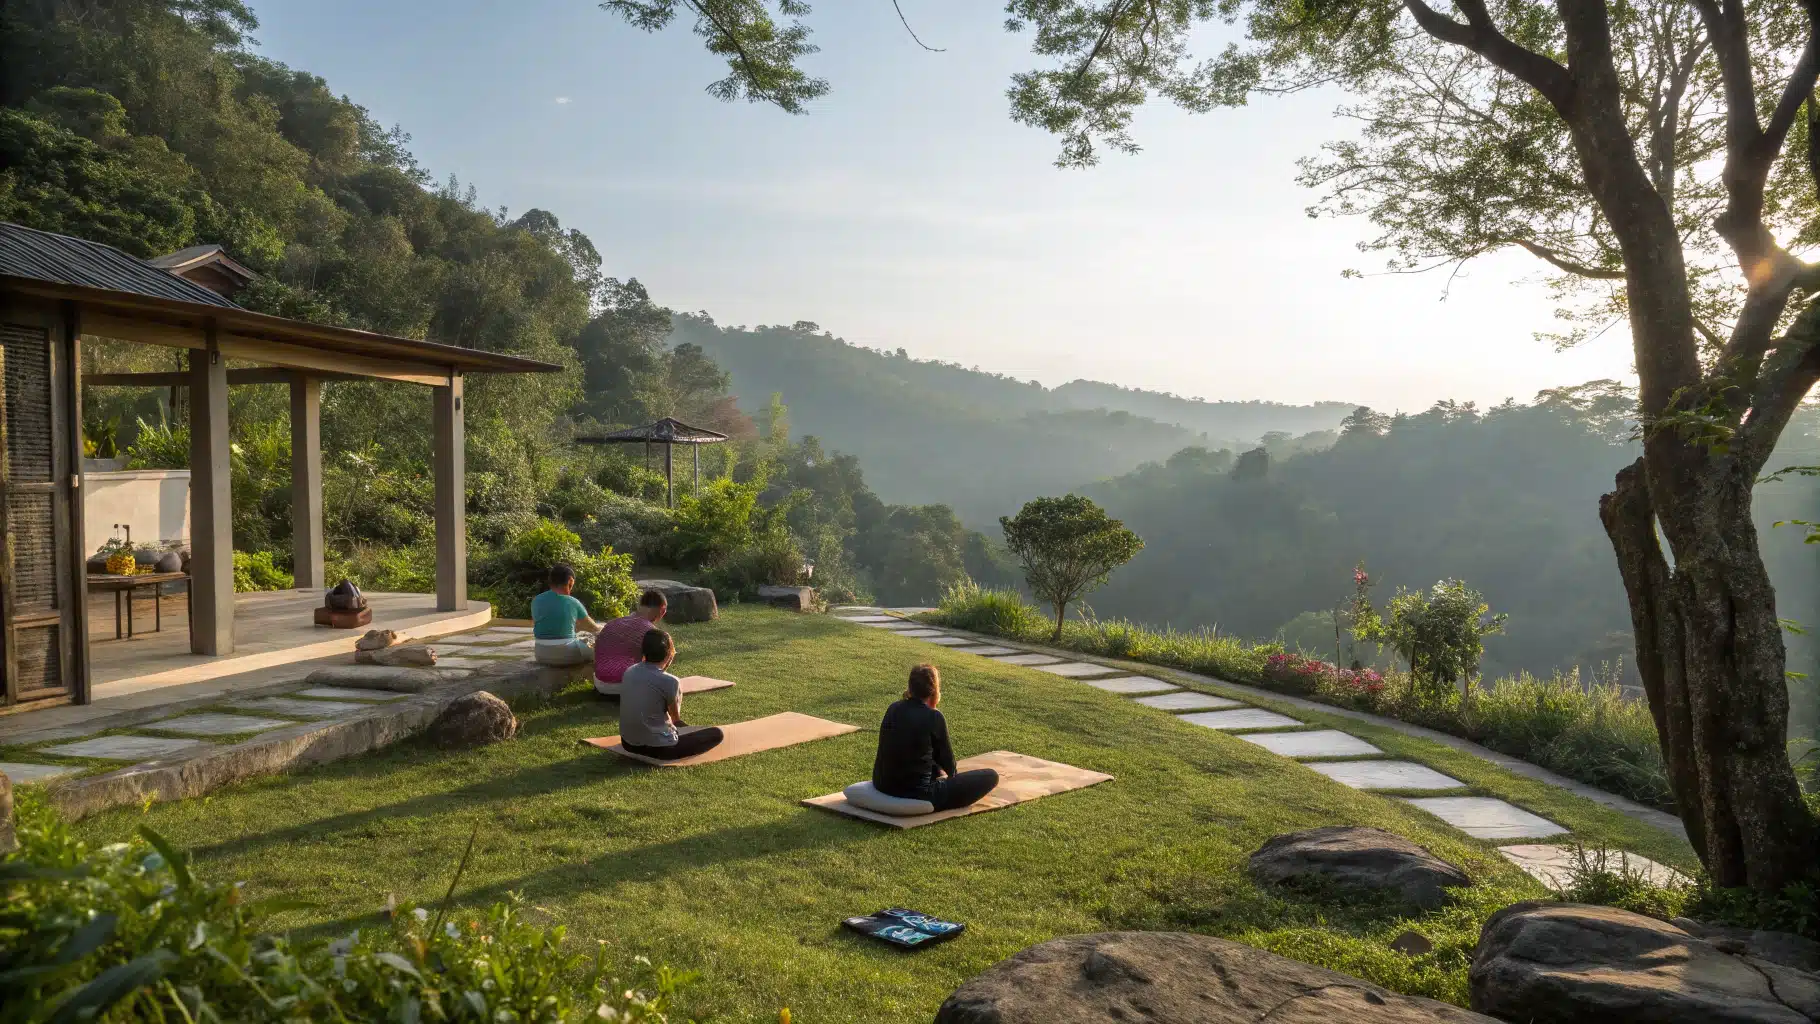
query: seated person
[
  {"left": 619, "top": 629, "right": 724, "bottom": 760},
  {"left": 530, "top": 563, "right": 603, "bottom": 667},
  {"left": 871, "top": 664, "right": 999, "bottom": 811},
  {"left": 593, "top": 589, "right": 668, "bottom": 695}
]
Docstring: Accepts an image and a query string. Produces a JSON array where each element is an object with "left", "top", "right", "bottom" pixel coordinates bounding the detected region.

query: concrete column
[
  {"left": 289, "top": 375, "right": 324, "bottom": 591},
  {"left": 432, "top": 376, "right": 465, "bottom": 612},
  {"left": 187, "top": 338, "right": 233, "bottom": 655}
]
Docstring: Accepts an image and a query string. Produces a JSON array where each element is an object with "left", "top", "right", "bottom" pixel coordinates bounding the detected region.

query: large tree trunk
[{"left": 1600, "top": 456, "right": 1816, "bottom": 890}]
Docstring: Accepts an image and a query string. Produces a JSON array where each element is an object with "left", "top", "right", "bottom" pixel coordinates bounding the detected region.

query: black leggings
[
  {"left": 623, "top": 726, "right": 724, "bottom": 761},
  {"left": 926, "top": 768, "right": 1000, "bottom": 811}
]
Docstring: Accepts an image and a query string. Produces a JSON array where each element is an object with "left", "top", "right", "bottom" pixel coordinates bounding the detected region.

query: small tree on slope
[{"left": 1000, "top": 495, "right": 1143, "bottom": 641}]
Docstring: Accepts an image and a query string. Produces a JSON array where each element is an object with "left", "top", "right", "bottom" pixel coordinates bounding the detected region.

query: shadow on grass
[{"left": 290, "top": 808, "right": 872, "bottom": 942}]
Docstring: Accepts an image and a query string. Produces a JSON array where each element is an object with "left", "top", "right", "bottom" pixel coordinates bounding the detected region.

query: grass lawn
[{"left": 71, "top": 607, "right": 1693, "bottom": 1021}]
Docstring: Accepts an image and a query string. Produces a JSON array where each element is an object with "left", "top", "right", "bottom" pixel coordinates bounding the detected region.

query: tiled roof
[{"left": 0, "top": 223, "right": 240, "bottom": 309}]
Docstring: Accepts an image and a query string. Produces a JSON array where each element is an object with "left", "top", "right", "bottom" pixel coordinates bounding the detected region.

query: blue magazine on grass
[{"left": 842, "top": 908, "right": 965, "bottom": 948}]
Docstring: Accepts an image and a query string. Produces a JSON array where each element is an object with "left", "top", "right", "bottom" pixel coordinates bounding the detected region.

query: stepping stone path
[
  {"left": 1404, "top": 797, "right": 1567, "bottom": 840},
  {"left": 1241, "top": 729, "right": 1383, "bottom": 758},
  {"left": 149, "top": 713, "right": 293, "bottom": 737},
  {"left": 1308, "top": 760, "right": 1464, "bottom": 791},
  {"left": 0, "top": 761, "right": 80, "bottom": 784},
  {"left": 1085, "top": 676, "right": 1179, "bottom": 695},
  {"left": 43, "top": 735, "right": 205, "bottom": 761},
  {"left": 1496, "top": 843, "right": 1685, "bottom": 888},
  {"left": 1032, "top": 661, "right": 1122, "bottom": 678},
  {"left": 988, "top": 653, "right": 1063, "bottom": 667},
  {"left": 232, "top": 697, "right": 373, "bottom": 719},
  {"left": 296, "top": 687, "right": 409, "bottom": 701},
  {"left": 830, "top": 612, "right": 1595, "bottom": 853},
  {"left": 1134, "top": 691, "right": 1240, "bottom": 711},
  {"left": 1180, "top": 708, "right": 1303, "bottom": 731}
]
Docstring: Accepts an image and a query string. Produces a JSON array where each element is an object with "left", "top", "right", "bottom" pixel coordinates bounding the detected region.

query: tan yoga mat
[
  {"left": 582, "top": 711, "right": 858, "bottom": 767},
  {"left": 802, "top": 751, "right": 1113, "bottom": 829},
  {"left": 595, "top": 676, "right": 737, "bottom": 695}
]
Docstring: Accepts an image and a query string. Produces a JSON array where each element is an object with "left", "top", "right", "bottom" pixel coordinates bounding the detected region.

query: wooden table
[{"left": 86, "top": 572, "right": 190, "bottom": 640}]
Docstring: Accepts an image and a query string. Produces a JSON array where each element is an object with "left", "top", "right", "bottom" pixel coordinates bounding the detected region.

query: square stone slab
[
  {"left": 922, "top": 636, "right": 977, "bottom": 646},
  {"left": 1239, "top": 729, "right": 1383, "bottom": 758},
  {"left": 887, "top": 606, "right": 936, "bottom": 615},
  {"left": 1134, "top": 691, "right": 1241, "bottom": 711},
  {"left": 894, "top": 629, "right": 948, "bottom": 638},
  {"left": 1403, "top": 797, "right": 1566, "bottom": 839},
  {"left": 1033, "top": 661, "right": 1121, "bottom": 678},
  {"left": 486, "top": 625, "right": 533, "bottom": 633},
  {"left": 42, "top": 735, "right": 207, "bottom": 761},
  {"left": 841, "top": 615, "right": 901, "bottom": 623},
  {"left": 434, "top": 655, "right": 518, "bottom": 668},
  {"left": 232, "top": 697, "right": 372, "bottom": 719},
  {"left": 1178, "top": 708, "right": 1302, "bottom": 731},
  {"left": 988, "top": 653, "right": 1063, "bottom": 666},
  {"left": 951, "top": 644, "right": 1021, "bottom": 656},
  {"left": 295, "top": 686, "right": 409, "bottom": 701},
  {"left": 1085, "top": 676, "right": 1178, "bottom": 695},
  {"left": 149, "top": 713, "right": 293, "bottom": 737},
  {"left": 0, "top": 761, "right": 82, "bottom": 784},
  {"left": 1308, "top": 760, "right": 1464, "bottom": 791},
  {"left": 833, "top": 605, "right": 882, "bottom": 613},
  {"left": 1497, "top": 844, "right": 1687, "bottom": 889}
]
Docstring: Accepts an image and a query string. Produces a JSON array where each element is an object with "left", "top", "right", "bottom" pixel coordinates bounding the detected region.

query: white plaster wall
[{"left": 84, "top": 470, "right": 190, "bottom": 556}]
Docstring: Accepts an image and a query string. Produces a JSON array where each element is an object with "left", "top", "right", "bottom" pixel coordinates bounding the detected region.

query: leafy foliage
[
  {"left": 470, "top": 521, "right": 638, "bottom": 620},
  {"left": 1000, "top": 494, "right": 1144, "bottom": 638},
  {"left": 232, "top": 550, "right": 294, "bottom": 592},
  {"left": 0, "top": 792, "right": 699, "bottom": 1022},
  {"left": 1352, "top": 576, "right": 1507, "bottom": 694}
]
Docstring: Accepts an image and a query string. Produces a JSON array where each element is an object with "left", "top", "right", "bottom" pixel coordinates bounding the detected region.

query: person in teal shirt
[{"left": 530, "top": 564, "right": 603, "bottom": 667}]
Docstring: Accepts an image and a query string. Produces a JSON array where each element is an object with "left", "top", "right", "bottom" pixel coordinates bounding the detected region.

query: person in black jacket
[{"left": 872, "top": 663, "right": 999, "bottom": 811}]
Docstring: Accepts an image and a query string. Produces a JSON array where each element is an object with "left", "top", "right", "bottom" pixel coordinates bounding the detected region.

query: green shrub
[
  {"left": 122, "top": 417, "right": 187, "bottom": 470},
  {"left": 705, "top": 533, "right": 806, "bottom": 599},
  {"left": 324, "top": 542, "right": 439, "bottom": 594},
  {"left": 655, "top": 478, "right": 759, "bottom": 567},
  {"left": 472, "top": 520, "right": 637, "bottom": 620},
  {"left": 1353, "top": 577, "right": 1506, "bottom": 697},
  {"left": 1686, "top": 877, "right": 1820, "bottom": 941},
  {"left": 232, "top": 550, "right": 294, "bottom": 592},
  {"left": 576, "top": 490, "right": 676, "bottom": 560},
  {"left": 0, "top": 793, "right": 699, "bottom": 1022}
]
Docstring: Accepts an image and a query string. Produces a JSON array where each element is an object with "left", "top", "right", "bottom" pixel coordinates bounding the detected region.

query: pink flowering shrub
[{"left": 1262, "top": 651, "right": 1330, "bottom": 693}]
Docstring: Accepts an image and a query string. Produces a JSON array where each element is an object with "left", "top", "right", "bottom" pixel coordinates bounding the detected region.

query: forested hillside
[
  {"left": 1077, "top": 390, "right": 1820, "bottom": 737},
  {"left": 669, "top": 316, "right": 1349, "bottom": 526}
]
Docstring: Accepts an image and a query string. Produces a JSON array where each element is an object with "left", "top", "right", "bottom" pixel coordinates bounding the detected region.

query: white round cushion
[{"left": 843, "top": 781, "right": 935, "bottom": 817}]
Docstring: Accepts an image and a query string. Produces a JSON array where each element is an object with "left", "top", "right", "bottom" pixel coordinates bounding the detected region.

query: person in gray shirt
[{"left": 619, "top": 629, "right": 724, "bottom": 760}]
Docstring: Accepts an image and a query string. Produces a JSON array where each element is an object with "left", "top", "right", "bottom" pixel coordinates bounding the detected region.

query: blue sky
[{"left": 248, "top": 0, "right": 1635, "bottom": 411}]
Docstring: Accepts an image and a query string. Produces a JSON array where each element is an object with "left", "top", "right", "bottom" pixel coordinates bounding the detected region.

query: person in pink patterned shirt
[{"left": 594, "top": 589, "right": 668, "bottom": 696}]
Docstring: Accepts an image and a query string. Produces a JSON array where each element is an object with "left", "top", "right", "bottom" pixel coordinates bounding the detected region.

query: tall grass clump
[
  {"left": 1464, "top": 670, "right": 1671, "bottom": 809},
  {"left": 930, "top": 580, "right": 1051, "bottom": 637}
]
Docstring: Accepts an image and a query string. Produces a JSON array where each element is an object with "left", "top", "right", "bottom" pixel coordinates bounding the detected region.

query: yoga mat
[
  {"left": 594, "top": 676, "right": 737, "bottom": 695},
  {"left": 582, "top": 712, "right": 858, "bottom": 766},
  {"left": 803, "top": 751, "right": 1113, "bottom": 829}
]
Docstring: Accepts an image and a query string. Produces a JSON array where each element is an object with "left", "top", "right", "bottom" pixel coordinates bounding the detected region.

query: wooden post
[
  {"left": 665, "top": 441, "right": 674, "bottom": 508},
  {"left": 433, "top": 377, "right": 466, "bottom": 612},
  {"left": 187, "top": 335, "right": 234, "bottom": 655},
  {"left": 289, "top": 375, "right": 324, "bottom": 591},
  {"left": 63, "top": 301, "right": 90, "bottom": 703},
  {"left": 693, "top": 443, "right": 700, "bottom": 496}
]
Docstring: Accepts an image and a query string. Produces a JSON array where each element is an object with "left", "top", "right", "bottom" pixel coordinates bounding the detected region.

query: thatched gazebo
[{"left": 576, "top": 417, "right": 730, "bottom": 507}]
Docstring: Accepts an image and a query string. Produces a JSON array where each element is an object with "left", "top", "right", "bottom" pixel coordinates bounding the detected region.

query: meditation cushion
[{"left": 843, "top": 781, "right": 935, "bottom": 817}]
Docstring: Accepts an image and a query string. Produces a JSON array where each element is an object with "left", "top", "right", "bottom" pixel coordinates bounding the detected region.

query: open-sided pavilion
[{"left": 0, "top": 223, "right": 560, "bottom": 712}]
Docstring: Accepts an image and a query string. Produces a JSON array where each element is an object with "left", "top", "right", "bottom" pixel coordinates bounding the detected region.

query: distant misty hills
[{"left": 670, "top": 316, "right": 1350, "bottom": 526}]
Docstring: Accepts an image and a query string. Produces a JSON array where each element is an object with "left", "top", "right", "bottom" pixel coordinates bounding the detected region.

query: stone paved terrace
[
  {"left": 1, "top": 591, "right": 491, "bottom": 747},
  {"left": 828, "top": 605, "right": 1688, "bottom": 889},
  {"left": 0, "top": 611, "right": 589, "bottom": 821}
]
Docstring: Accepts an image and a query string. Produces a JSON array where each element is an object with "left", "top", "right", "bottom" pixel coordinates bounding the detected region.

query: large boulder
[
  {"left": 1470, "top": 901, "right": 1820, "bottom": 1023},
  {"left": 305, "top": 665, "right": 476, "bottom": 692},
  {"left": 1249, "top": 826, "right": 1471, "bottom": 911},
  {"left": 755, "top": 585, "right": 814, "bottom": 612},
  {"left": 426, "top": 691, "right": 517, "bottom": 749},
  {"left": 356, "top": 644, "right": 437, "bottom": 667},
  {"left": 635, "top": 579, "right": 718, "bottom": 623},
  {"left": 936, "top": 932, "right": 1498, "bottom": 1024},
  {"left": 1672, "top": 917, "right": 1820, "bottom": 973}
]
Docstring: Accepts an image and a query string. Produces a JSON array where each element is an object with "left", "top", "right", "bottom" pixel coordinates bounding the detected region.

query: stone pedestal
[
  {"left": 756, "top": 585, "right": 815, "bottom": 611},
  {"left": 314, "top": 606, "right": 372, "bottom": 628}
]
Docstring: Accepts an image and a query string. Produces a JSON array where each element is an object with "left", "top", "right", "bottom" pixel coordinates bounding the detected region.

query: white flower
[{"left": 413, "top": 908, "right": 430, "bottom": 923}]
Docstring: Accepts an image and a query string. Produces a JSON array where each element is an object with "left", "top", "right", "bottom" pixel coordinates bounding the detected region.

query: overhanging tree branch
[
  {"left": 1509, "top": 238, "right": 1626, "bottom": 279},
  {"left": 1401, "top": 1, "right": 1574, "bottom": 109}
]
